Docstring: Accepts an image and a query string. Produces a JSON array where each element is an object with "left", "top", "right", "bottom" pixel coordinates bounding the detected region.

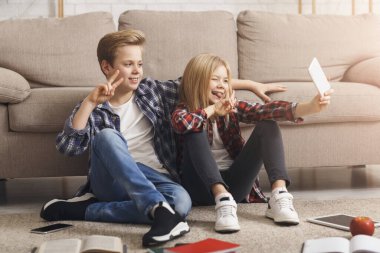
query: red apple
[{"left": 350, "top": 216, "right": 375, "bottom": 236}]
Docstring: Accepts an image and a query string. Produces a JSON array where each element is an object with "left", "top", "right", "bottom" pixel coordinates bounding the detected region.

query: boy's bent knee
[
  {"left": 92, "top": 128, "right": 128, "bottom": 153},
  {"left": 94, "top": 129, "right": 121, "bottom": 145},
  {"left": 97, "top": 128, "right": 119, "bottom": 139}
]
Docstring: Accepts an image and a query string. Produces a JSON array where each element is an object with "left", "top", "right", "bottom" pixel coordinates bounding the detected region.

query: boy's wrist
[{"left": 83, "top": 96, "right": 97, "bottom": 110}]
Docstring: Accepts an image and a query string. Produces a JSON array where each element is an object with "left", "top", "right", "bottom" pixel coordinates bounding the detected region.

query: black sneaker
[
  {"left": 142, "top": 202, "right": 190, "bottom": 247},
  {"left": 40, "top": 193, "right": 98, "bottom": 221}
]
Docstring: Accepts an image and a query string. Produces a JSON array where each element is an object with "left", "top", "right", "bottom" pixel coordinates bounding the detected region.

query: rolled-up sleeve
[
  {"left": 237, "top": 100, "right": 303, "bottom": 124},
  {"left": 56, "top": 103, "right": 91, "bottom": 156},
  {"left": 171, "top": 105, "right": 207, "bottom": 134}
]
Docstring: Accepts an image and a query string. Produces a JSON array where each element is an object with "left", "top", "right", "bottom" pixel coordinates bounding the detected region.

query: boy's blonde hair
[
  {"left": 180, "top": 53, "right": 232, "bottom": 111},
  {"left": 97, "top": 29, "right": 145, "bottom": 67}
]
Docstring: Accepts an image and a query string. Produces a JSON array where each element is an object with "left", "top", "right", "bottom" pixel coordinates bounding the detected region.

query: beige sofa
[{"left": 1, "top": 10, "right": 380, "bottom": 179}]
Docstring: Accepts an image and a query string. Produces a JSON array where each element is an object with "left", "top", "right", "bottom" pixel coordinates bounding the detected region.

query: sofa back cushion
[
  {"left": 0, "top": 12, "right": 115, "bottom": 88},
  {"left": 237, "top": 11, "right": 380, "bottom": 83},
  {"left": 119, "top": 10, "right": 238, "bottom": 80}
]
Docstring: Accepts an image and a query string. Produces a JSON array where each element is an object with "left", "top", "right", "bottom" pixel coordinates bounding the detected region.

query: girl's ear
[{"left": 101, "top": 60, "right": 112, "bottom": 75}]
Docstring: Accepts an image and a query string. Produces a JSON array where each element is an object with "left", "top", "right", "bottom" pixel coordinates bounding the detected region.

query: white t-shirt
[
  {"left": 109, "top": 94, "right": 166, "bottom": 174},
  {"left": 211, "top": 121, "right": 233, "bottom": 171}
]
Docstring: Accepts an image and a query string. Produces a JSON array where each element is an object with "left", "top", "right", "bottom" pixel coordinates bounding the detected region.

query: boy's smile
[{"left": 108, "top": 45, "right": 143, "bottom": 93}]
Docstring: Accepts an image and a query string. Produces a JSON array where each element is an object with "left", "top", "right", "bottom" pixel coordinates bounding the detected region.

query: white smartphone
[
  {"left": 307, "top": 214, "right": 380, "bottom": 231},
  {"left": 308, "top": 57, "right": 331, "bottom": 97},
  {"left": 30, "top": 223, "right": 73, "bottom": 234}
]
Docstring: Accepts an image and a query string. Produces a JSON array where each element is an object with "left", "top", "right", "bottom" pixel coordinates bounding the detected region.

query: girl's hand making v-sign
[{"left": 212, "top": 90, "right": 237, "bottom": 117}]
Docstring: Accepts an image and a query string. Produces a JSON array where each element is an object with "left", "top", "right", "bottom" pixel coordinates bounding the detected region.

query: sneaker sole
[
  {"left": 265, "top": 210, "right": 299, "bottom": 225},
  {"left": 147, "top": 221, "right": 190, "bottom": 245},
  {"left": 215, "top": 224, "right": 240, "bottom": 233},
  {"left": 42, "top": 193, "right": 96, "bottom": 210},
  {"left": 214, "top": 227, "right": 240, "bottom": 233}
]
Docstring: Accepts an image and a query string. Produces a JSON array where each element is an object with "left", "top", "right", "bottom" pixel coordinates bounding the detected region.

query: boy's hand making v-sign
[
  {"left": 86, "top": 70, "right": 124, "bottom": 107},
  {"left": 72, "top": 70, "right": 124, "bottom": 130}
]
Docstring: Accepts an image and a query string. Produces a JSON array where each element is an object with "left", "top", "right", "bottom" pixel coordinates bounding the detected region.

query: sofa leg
[
  {"left": 351, "top": 165, "right": 366, "bottom": 168},
  {"left": 351, "top": 165, "right": 367, "bottom": 188},
  {"left": 0, "top": 178, "right": 7, "bottom": 204}
]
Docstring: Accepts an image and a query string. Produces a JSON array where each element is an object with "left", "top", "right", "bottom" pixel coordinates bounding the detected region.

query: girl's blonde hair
[{"left": 180, "top": 53, "right": 232, "bottom": 111}]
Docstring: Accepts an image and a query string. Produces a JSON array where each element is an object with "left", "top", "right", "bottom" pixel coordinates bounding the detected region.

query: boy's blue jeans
[{"left": 84, "top": 128, "right": 191, "bottom": 224}]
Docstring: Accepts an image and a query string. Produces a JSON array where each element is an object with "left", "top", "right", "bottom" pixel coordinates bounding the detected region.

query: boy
[
  {"left": 40, "top": 29, "right": 284, "bottom": 247},
  {"left": 40, "top": 29, "right": 191, "bottom": 247}
]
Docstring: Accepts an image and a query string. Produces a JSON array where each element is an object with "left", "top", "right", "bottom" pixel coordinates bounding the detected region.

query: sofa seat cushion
[
  {"left": 236, "top": 82, "right": 380, "bottom": 125},
  {"left": 237, "top": 11, "right": 380, "bottom": 83},
  {"left": 0, "top": 67, "right": 30, "bottom": 103},
  {"left": 0, "top": 12, "right": 115, "bottom": 88},
  {"left": 119, "top": 10, "right": 238, "bottom": 80},
  {"left": 8, "top": 87, "right": 91, "bottom": 132}
]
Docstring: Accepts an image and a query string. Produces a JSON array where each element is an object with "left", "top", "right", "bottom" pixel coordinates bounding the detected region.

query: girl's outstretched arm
[{"left": 294, "top": 89, "right": 334, "bottom": 118}]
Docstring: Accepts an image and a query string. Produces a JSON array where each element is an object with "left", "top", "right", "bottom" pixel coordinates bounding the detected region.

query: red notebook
[{"left": 164, "top": 238, "right": 240, "bottom": 253}]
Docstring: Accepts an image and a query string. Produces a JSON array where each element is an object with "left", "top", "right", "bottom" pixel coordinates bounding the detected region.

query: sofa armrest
[
  {"left": 0, "top": 67, "right": 31, "bottom": 103},
  {"left": 342, "top": 57, "right": 380, "bottom": 88}
]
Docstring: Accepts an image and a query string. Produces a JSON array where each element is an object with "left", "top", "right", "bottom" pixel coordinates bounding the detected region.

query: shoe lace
[
  {"left": 276, "top": 193, "right": 294, "bottom": 210},
  {"left": 218, "top": 204, "right": 236, "bottom": 217}
]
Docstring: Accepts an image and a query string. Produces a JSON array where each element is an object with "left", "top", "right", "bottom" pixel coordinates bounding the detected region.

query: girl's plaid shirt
[{"left": 171, "top": 100, "right": 302, "bottom": 152}]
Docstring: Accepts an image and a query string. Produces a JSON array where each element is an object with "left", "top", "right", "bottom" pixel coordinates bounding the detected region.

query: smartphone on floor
[{"left": 30, "top": 223, "right": 73, "bottom": 234}]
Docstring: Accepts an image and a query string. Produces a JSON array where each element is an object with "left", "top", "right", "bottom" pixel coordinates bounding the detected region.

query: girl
[{"left": 171, "top": 53, "right": 333, "bottom": 233}]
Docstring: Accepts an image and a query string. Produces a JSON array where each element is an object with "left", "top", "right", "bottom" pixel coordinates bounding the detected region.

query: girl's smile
[{"left": 208, "top": 65, "right": 230, "bottom": 104}]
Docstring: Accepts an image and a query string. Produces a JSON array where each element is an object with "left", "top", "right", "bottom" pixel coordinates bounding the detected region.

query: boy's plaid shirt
[
  {"left": 56, "top": 77, "right": 181, "bottom": 181},
  {"left": 171, "top": 100, "right": 303, "bottom": 202}
]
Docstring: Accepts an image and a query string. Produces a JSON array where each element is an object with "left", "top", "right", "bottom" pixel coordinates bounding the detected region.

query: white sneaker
[
  {"left": 265, "top": 189, "right": 299, "bottom": 225},
  {"left": 214, "top": 193, "right": 240, "bottom": 233}
]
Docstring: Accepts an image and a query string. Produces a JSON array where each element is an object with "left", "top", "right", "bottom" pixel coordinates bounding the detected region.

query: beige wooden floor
[{"left": 1, "top": 165, "right": 380, "bottom": 215}]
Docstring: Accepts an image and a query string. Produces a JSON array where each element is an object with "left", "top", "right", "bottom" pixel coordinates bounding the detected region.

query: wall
[{"left": 0, "top": 0, "right": 379, "bottom": 25}]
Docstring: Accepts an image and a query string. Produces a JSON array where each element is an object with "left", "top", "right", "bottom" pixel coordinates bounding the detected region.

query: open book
[
  {"left": 302, "top": 235, "right": 380, "bottom": 253},
  {"left": 35, "top": 235, "right": 124, "bottom": 253}
]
